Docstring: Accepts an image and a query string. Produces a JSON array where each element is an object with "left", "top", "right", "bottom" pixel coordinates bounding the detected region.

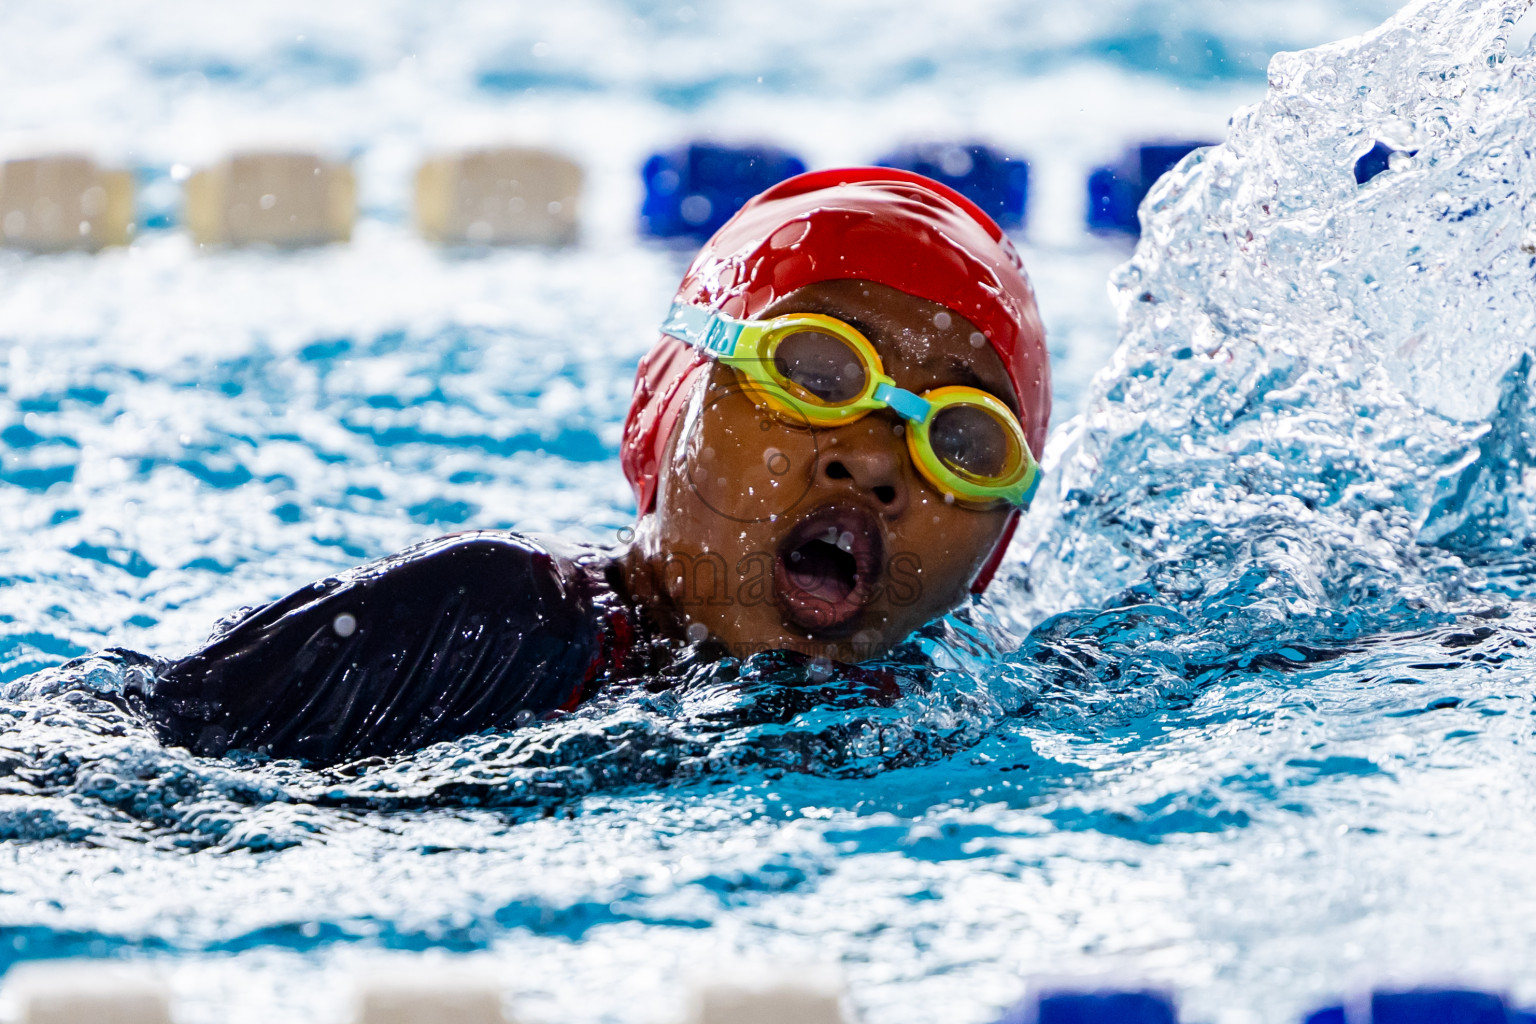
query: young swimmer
[{"left": 126, "top": 168, "right": 1051, "bottom": 765}]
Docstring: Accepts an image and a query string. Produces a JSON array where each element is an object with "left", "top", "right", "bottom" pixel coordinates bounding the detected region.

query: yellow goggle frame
[{"left": 660, "top": 302, "right": 1039, "bottom": 507}]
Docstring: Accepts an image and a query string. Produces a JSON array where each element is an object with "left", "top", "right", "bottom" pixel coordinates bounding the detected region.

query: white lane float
[
  {"left": 4, "top": 960, "right": 172, "bottom": 1024},
  {"left": 415, "top": 145, "right": 583, "bottom": 247},
  {"left": 0, "top": 154, "right": 133, "bottom": 253},
  {"left": 184, "top": 150, "right": 355, "bottom": 249}
]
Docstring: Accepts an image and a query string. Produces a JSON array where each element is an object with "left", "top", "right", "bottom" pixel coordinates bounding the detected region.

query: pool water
[{"left": 4, "top": 0, "right": 1535, "bottom": 1022}]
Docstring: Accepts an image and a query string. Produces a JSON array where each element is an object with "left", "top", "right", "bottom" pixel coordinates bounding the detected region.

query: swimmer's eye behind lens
[
  {"left": 770, "top": 330, "right": 867, "bottom": 404},
  {"left": 729, "top": 314, "right": 886, "bottom": 425},
  {"left": 931, "top": 403, "right": 1012, "bottom": 478},
  {"left": 907, "top": 387, "right": 1038, "bottom": 507}
]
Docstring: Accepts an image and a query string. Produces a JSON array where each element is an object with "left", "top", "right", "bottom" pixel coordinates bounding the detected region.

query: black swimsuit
[{"left": 128, "top": 532, "right": 644, "bottom": 765}]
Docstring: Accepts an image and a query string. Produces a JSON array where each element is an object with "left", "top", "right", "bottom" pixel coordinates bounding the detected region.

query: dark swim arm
[{"left": 134, "top": 533, "right": 603, "bottom": 764}]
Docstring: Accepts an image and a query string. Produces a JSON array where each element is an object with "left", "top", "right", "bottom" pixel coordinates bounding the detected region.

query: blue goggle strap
[
  {"left": 872, "top": 381, "right": 932, "bottom": 424},
  {"left": 660, "top": 302, "right": 745, "bottom": 358},
  {"left": 1021, "top": 471, "right": 1041, "bottom": 505}
]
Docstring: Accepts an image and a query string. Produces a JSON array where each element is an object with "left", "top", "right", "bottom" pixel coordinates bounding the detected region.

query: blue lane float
[
  {"left": 1307, "top": 990, "right": 1533, "bottom": 1024},
  {"left": 874, "top": 142, "right": 1030, "bottom": 230},
  {"left": 640, "top": 141, "right": 807, "bottom": 240},
  {"left": 997, "top": 988, "right": 1178, "bottom": 1024},
  {"left": 1086, "top": 140, "right": 1214, "bottom": 236}
]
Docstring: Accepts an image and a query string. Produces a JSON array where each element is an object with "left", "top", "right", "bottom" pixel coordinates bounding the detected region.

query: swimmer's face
[{"left": 634, "top": 279, "right": 1018, "bottom": 663}]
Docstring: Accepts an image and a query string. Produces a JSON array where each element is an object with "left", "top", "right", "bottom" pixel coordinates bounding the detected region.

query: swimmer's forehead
[{"left": 756, "top": 278, "right": 1020, "bottom": 413}]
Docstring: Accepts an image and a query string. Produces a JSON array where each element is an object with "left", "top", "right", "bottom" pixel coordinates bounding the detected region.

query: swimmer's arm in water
[{"left": 130, "top": 533, "right": 603, "bottom": 765}]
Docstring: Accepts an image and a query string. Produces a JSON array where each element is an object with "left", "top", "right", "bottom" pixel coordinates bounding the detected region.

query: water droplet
[
  {"left": 969, "top": 331, "right": 986, "bottom": 349},
  {"left": 332, "top": 613, "right": 357, "bottom": 638},
  {"left": 686, "top": 622, "right": 708, "bottom": 642},
  {"left": 933, "top": 311, "right": 952, "bottom": 330},
  {"left": 680, "top": 194, "right": 712, "bottom": 225},
  {"left": 768, "top": 220, "right": 811, "bottom": 249},
  {"left": 938, "top": 146, "right": 974, "bottom": 178}
]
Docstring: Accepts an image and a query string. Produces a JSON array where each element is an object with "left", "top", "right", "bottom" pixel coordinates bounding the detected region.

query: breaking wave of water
[{"left": 1013, "top": 0, "right": 1536, "bottom": 629}]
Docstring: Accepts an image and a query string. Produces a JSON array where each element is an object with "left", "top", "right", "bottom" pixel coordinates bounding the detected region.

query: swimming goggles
[{"left": 660, "top": 302, "right": 1039, "bottom": 507}]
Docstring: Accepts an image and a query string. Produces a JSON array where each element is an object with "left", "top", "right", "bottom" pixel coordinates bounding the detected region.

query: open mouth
[{"left": 774, "top": 503, "right": 885, "bottom": 635}]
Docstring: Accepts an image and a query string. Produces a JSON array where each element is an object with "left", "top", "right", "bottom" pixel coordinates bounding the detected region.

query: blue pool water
[{"left": 5, "top": 0, "right": 1536, "bottom": 1021}]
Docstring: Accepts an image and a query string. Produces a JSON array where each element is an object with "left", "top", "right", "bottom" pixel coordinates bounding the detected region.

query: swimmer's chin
[{"left": 736, "top": 623, "right": 894, "bottom": 665}]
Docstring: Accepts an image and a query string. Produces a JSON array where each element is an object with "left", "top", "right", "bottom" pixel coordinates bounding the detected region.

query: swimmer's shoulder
[
  {"left": 145, "top": 529, "right": 631, "bottom": 762},
  {"left": 351, "top": 528, "right": 624, "bottom": 607},
  {"left": 195, "top": 530, "right": 580, "bottom": 644}
]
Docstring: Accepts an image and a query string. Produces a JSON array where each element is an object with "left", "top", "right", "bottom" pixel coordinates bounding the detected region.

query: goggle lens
[
  {"left": 928, "top": 402, "right": 1019, "bottom": 481},
  {"left": 770, "top": 329, "right": 869, "bottom": 405}
]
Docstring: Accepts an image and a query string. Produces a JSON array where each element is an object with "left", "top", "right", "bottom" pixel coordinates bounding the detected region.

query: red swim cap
[{"left": 620, "top": 167, "right": 1050, "bottom": 593}]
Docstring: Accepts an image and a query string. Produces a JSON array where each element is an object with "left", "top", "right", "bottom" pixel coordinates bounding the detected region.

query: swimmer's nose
[{"left": 816, "top": 443, "right": 909, "bottom": 516}]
